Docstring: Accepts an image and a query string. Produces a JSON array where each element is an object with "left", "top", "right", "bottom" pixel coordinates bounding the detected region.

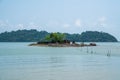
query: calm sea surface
[{"left": 0, "top": 42, "right": 120, "bottom": 80}]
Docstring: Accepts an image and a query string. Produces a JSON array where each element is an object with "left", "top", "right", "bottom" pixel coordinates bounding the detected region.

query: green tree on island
[{"left": 44, "top": 33, "right": 65, "bottom": 43}]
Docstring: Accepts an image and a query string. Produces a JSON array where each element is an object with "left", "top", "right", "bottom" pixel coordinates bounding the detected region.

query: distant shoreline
[{"left": 0, "top": 29, "right": 118, "bottom": 42}]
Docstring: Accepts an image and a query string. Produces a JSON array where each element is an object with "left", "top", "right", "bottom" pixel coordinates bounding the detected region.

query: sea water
[{"left": 0, "top": 42, "right": 120, "bottom": 80}]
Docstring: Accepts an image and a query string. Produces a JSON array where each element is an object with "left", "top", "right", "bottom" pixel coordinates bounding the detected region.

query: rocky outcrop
[{"left": 29, "top": 42, "right": 97, "bottom": 47}]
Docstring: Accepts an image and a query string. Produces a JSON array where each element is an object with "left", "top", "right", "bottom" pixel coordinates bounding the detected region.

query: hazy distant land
[{"left": 0, "top": 29, "right": 118, "bottom": 42}]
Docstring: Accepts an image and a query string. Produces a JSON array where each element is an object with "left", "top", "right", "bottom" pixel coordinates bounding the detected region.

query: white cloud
[
  {"left": 0, "top": 20, "right": 42, "bottom": 32},
  {"left": 28, "top": 22, "right": 40, "bottom": 29},
  {"left": 92, "top": 16, "right": 107, "bottom": 27},
  {"left": 0, "top": 20, "right": 9, "bottom": 27},
  {"left": 16, "top": 24, "right": 24, "bottom": 29},
  {"left": 63, "top": 24, "right": 70, "bottom": 28},
  {"left": 98, "top": 16, "right": 107, "bottom": 26},
  {"left": 75, "top": 19, "right": 82, "bottom": 27},
  {"left": 99, "top": 16, "right": 106, "bottom": 22}
]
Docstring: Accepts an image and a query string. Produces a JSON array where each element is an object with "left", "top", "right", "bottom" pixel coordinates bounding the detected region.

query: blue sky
[{"left": 0, "top": 0, "right": 120, "bottom": 40}]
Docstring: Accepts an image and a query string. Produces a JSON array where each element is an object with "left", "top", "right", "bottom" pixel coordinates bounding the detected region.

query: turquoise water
[{"left": 0, "top": 42, "right": 120, "bottom": 80}]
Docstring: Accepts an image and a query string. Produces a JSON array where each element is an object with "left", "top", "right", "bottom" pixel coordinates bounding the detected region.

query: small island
[{"left": 29, "top": 33, "right": 96, "bottom": 47}]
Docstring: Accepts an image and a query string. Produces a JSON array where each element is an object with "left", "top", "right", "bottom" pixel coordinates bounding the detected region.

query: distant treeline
[{"left": 0, "top": 29, "right": 118, "bottom": 42}]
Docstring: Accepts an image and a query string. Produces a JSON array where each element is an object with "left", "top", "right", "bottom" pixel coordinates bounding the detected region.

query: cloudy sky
[{"left": 0, "top": 0, "right": 120, "bottom": 40}]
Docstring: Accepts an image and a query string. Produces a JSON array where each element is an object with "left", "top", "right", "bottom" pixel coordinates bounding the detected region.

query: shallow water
[{"left": 0, "top": 42, "right": 120, "bottom": 80}]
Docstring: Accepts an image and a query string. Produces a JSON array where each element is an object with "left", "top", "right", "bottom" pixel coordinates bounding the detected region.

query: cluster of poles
[{"left": 80, "top": 46, "right": 111, "bottom": 57}]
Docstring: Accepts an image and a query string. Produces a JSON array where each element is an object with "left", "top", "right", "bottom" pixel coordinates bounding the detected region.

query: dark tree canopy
[
  {"left": 43, "top": 33, "right": 65, "bottom": 43},
  {"left": 0, "top": 29, "right": 118, "bottom": 42},
  {"left": 0, "top": 29, "right": 49, "bottom": 42},
  {"left": 80, "top": 31, "right": 117, "bottom": 42}
]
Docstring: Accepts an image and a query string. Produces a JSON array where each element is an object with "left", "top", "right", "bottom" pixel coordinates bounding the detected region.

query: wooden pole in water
[
  {"left": 87, "top": 46, "right": 89, "bottom": 53},
  {"left": 91, "top": 47, "right": 93, "bottom": 54},
  {"left": 107, "top": 50, "right": 111, "bottom": 57}
]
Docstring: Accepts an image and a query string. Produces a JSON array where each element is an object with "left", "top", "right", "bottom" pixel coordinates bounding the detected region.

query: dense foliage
[
  {"left": 43, "top": 33, "right": 65, "bottom": 43},
  {"left": 0, "top": 29, "right": 49, "bottom": 42},
  {"left": 80, "top": 31, "right": 117, "bottom": 42},
  {"left": 0, "top": 29, "right": 118, "bottom": 42}
]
